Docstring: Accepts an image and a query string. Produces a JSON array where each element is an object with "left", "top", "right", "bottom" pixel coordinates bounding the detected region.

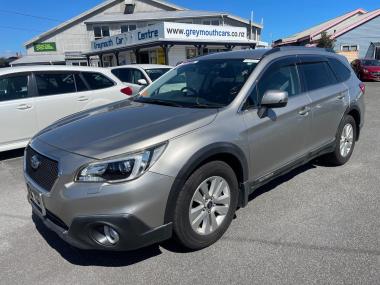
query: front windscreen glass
[
  {"left": 361, "top": 60, "right": 380, "bottom": 66},
  {"left": 145, "top": 68, "right": 172, "bottom": 81},
  {"left": 135, "top": 59, "right": 258, "bottom": 108}
]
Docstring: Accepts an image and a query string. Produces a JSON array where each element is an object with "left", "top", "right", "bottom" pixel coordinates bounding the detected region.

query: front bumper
[
  {"left": 25, "top": 139, "right": 175, "bottom": 251},
  {"left": 31, "top": 203, "right": 172, "bottom": 251}
]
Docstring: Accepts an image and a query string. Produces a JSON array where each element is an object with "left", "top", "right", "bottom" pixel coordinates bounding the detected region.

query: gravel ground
[{"left": 0, "top": 83, "right": 379, "bottom": 285}]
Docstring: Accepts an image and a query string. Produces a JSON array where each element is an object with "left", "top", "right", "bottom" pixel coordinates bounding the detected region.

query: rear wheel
[
  {"left": 173, "top": 161, "right": 238, "bottom": 250},
  {"left": 322, "top": 115, "right": 356, "bottom": 166}
]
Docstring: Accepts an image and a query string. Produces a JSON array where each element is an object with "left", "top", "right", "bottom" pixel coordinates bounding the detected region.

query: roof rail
[{"left": 263, "top": 46, "right": 335, "bottom": 58}]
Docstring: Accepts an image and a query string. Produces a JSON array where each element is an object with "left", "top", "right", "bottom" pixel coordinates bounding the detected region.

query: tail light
[
  {"left": 120, "top": 87, "right": 133, "bottom": 96},
  {"left": 359, "top": 83, "right": 365, "bottom": 94}
]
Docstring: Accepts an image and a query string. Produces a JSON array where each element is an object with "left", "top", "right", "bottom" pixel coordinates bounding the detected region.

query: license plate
[{"left": 27, "top": 184, "right": 46, "bottom": 216}]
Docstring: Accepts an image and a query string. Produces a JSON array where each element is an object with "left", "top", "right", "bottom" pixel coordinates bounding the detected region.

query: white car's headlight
[{"left": 76, "top": 143, "right": 167, "bottom": 183}]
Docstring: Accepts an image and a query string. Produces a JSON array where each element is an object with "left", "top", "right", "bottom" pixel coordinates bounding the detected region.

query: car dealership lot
[{"left": 0, "top": 84, "right": 379, "bottom": 285}]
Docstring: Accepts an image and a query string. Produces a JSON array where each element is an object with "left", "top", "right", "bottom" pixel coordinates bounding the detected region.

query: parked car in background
[
  {"left": 110, "top": 64, "right": 172, "bottom": 95},
  {"left": 0, "top": 65, "right": 130, "bottom": 152},
  {"left": 351, "top": 59, "right": 380, "bottom": 81},
  {"left": 24, "top": 47, "right": 364, "bottom": 251}
]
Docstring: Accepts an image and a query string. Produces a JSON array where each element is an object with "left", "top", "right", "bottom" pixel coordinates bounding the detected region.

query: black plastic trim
[{"left": 164, "top": 143, "right": 249, "bottom": 223}]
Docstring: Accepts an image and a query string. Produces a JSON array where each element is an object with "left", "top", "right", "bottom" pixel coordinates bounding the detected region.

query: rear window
[
  {"left": 36, "top": 73, "right": 76, "bottom": 96},
  {"left": 328, "top": 58, "right": 351, "bottom": 82},
  {"left": 299, "top": 61, "right": 337, "bottom": 91},
  {"left": 81, "top": 72, "right": 115, "bottom": 90},
  {"left": 145, "top": 68, "right": 171, "bottom": 81}
]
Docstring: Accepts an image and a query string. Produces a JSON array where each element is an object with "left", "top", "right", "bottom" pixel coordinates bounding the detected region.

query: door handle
[
  {"left": 298, "top": 106, "right": 311, "bottom": 116},
  {"left": 16, "top": 104, "right": 32, "bottom": 110},
  {"left": 77, "top": 96, "right": 89, "bottom": 102},
  {"left": 337, "top": 91, "right": 348, "bottom": 100}
]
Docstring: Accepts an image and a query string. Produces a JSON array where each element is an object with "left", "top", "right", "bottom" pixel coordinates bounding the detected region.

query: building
[
  {"left": 11, "top": 0, "right": 267, "bottom": 67},
  {"left": 274, "top": 8, "right": 380, "bottom": 62}
]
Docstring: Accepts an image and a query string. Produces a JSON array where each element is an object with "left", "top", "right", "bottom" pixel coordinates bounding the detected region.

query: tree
[
  {"left": 0, "top": 57, "right": 9, "bottom": 68},
  {"left": 316, "top": 32, "right": 335, "bottom": 49}
]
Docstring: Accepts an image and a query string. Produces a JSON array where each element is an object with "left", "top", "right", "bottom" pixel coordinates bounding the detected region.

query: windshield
[
  {"left": 135, "top": 59, "right": 258, "bottom": 108},
  {"left": 361, "top": 60, "right": 380, "bottom": 66},
  {"left": 145, "top": 68, "right": 172, "bottom": 81}
]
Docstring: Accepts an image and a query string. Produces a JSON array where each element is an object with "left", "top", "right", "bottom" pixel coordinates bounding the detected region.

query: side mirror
[
  {"left": 137, "top": 79, "right": 148, "bottom": 86},
  {"left": 258, "top": 90, "right": 288, "bottom": 118}
]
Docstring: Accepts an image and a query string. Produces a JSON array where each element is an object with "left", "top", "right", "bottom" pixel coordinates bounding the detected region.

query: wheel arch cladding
[
  {"left": 163, "top": 143, "right": 249, "bottom": 224},
  {"left": 346, "top": 106, "right": 361, "bottom": 141}
]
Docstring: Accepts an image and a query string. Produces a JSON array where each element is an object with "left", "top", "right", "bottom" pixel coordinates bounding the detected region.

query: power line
[{"left": 0, "top": 9, "right": 62, "bottom": 22}]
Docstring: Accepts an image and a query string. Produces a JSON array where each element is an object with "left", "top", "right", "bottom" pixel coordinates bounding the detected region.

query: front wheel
[
  {"left": 322, "top": 115, "right": 357, "bottom": 166},
  {"left": 173, "top": 161, "right": 239, "bottom": 250}
]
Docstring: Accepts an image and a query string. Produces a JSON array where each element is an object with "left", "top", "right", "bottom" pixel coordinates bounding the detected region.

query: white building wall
[{"left": 168, "top": 46, "right": 186, "bottom": 66}]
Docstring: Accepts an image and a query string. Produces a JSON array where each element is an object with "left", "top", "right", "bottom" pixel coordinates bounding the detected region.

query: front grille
[
  {"left": 25, "top": 146, "right": 59, "bottom": 192},
  {"left": 371, "top": 72, "right": 380, "bottom": 76}
]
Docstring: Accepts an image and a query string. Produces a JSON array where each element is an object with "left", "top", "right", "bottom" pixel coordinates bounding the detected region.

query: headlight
[{"left": 76, "top": 143, "right": 167, "bottom": 183}]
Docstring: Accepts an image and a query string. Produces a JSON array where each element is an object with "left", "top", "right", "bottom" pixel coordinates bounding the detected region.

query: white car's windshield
[
  {"left": 145, "top": 68, "right": 172, "bottom": 81},
  {"left": 135, "top": 59, "right": 258, "bottom": 108}
]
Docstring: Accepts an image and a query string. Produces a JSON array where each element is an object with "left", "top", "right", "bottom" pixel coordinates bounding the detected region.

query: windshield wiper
[
  {"left": 134, "top": 98, "right": 185, "bottom": 107},
  {"left": 187, "top": 103, "right": 224, "bottom": 109}
]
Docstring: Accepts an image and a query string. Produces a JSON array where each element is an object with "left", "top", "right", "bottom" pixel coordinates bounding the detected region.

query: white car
[
  {"left": 110, "top": 64, "right": 172, "bottom": 95},
  {"left": 0, "top": 65, "right": 130, "bottom": 152}
]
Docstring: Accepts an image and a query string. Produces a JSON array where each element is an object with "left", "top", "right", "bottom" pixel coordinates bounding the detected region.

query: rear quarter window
[
  {"left": 328, "top": 58, "right": 352, "bottom": 82},
  {"left": 81, "top": 72, "right": 115, "bottom": 90}
]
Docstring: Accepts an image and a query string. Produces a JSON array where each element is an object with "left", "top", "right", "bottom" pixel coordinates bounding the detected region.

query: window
[
  {"left": 341, "top": 45, "right": 359, "bottom": 52},
  {"left": 0, "top": 75, "right": 29, "bottom": 102},
  {"left": 121, "top": 24, "right": 137, "bottom": 33},
  {"left": 145, "top": 68, "right": 171, "bottom": 81},
  {"left": 138, "top": 59, "right": 258, "bottom": 108},
  {"left": 74, "top": 74, "right": 88, "bottom": 92},
  {"left": 94, "top": 26, "right": 110, "bottom": 40},
  {"left": 111, "top": 68, "right": 145, "bottom": 84},
  {"left": 36, "top": 73, "right": 76, "bottom": 96},
  {"left": 328, "top": 58, "right": 351, "bottom": 82},
  {"left": 81, "top": 72, "right": 114, "bottom": 90},
  {"left": 202, "top": 19, "right": 220, "bottom": 26},
  {"left": 186, "top": 48, "right": 198, "bottom": 59},
  {"left": 299, "top": 61, "right": 337, "bottom": 91}
]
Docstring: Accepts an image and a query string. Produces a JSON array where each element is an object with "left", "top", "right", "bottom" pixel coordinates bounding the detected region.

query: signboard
[
  {"left": 91, "top": 22, "right": 249, "bottom": 52},
  {"left": 34, "top": 42, "right": 57, "bottom": 52}
]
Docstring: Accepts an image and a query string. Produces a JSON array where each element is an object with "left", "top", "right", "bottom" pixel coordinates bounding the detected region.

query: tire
[
  {"left": 173, "top": 161, "right": 239, "bottom": 250},
  {"left": 322, "top": 115, "right": 357, "bottom": 166}
]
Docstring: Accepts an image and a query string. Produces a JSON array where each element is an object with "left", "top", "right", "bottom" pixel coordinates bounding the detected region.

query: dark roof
[{"left": 194, "top": 49, "right": 270, "bottom": 61}]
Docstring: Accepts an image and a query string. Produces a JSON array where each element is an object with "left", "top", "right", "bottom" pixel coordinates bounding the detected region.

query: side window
[
  {"left": 35, "top": 73, "right": 76, "bottom": 96},
  {"left": 81, "top": 72, "right": 115, "bottom": 90},
  {"left": 328, "top": 58, "right": 352, "bottom": 82},
  {"left": 298, "top": 61, "right": 337, "bottom": 91},
  {"left": 0, "top": 75, "right": 29, "bottom": 102},
  {"left": 131, "top": 69, "right": 145, "bottom": 84},
  {"left": 74, "top": 74, "right": 88, "bottom": 92},
  {"left": 111, "top": 68, "right": 132, "bottom": 83}
]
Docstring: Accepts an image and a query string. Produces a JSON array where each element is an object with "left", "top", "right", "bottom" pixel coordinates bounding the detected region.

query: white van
[{"left": 0, "top": 65, "right": 130, "bottom": 152}]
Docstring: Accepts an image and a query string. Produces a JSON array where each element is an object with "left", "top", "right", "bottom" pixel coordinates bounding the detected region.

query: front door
[{"left": 242, "top": 56, "right": 313, "bottom": 181}]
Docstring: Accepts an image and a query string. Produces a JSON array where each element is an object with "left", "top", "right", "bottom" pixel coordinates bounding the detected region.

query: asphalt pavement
[{"left": 0, "top": 83, "right": 379, "bottom": 285}]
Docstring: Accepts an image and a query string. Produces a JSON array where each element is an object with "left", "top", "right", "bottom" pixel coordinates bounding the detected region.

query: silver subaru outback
[{"left": 24, "top": 47, "right": 365, "bottom": 251}]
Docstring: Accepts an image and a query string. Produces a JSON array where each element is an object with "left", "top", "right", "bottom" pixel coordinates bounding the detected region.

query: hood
[{"left": 36, "top": 100, "right": 217, "bottom": 159}]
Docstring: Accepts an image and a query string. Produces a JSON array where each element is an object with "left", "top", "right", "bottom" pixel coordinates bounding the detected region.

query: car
[
  {"left": 0, "top": 65, "right": 132, "bottom": 152},
  {"left": 24, "top": 47, "right": 365, "bottom": 251},
  {"left": 351, "top": 58, "right": 380, "bottom": 81},
  {"left": 110, "top": 64, "right": 172, "bottom": 95}
]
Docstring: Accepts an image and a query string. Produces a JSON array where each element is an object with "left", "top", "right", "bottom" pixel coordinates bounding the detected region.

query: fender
[
  {"left": 164, "top": 142, "right": 249, "bottom": 224},
  {"left": 344, "top": 103, "right": 362, "bottom": 140}
]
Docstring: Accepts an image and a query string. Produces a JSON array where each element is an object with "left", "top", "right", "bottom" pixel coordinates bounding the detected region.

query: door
[
  {"left": 298, "top": 56, "right": 349, "bottom": 150},
  {"left": 242, "top": 56, "right": 313, "bottom": 180},
  {"left": 0, "top": 73, "right": 37, "bottom": 149},
  {"left": 33, "top": 72, "right": 80, "bottom": 131}
]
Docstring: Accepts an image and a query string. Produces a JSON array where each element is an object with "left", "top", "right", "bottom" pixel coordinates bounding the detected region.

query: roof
[
  {"left": 24, "top": 0, "right": 185, "bottom": 46},
  {"left": 275, "top": 8, "right": 369, "bottom": 46},
  {"left": 85, "top": 10, "right": 262, "bottom": 27},
  {"left": 10, "top": 54, "right": 66, "bottom": 65},
  {"left": 110, "top": 64, "right": 173, "bottom": 69},
  {"left": 0, "top": 64, "right": 120, "bottom": 74},
  {"left": 194, "top": 49, "right": 270, "bottom": 61}
]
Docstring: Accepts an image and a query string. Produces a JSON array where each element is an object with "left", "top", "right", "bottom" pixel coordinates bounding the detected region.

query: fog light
[{"left": 104, "top": 225, "right": 119, "bottom": 245}]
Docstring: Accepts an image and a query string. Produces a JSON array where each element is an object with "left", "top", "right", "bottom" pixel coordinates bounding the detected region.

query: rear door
[
  {"left": 33, "top": 71, "right": 80, "bottom": 130},
  {"left": 298, "top": 55, "right": 349, "bottom": 150},
  {"left": 242, "top": 56, "right": 313, "bottom": 180},
  {"left": 0, "top": 72, "right": 37, "bottom": 149}
]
